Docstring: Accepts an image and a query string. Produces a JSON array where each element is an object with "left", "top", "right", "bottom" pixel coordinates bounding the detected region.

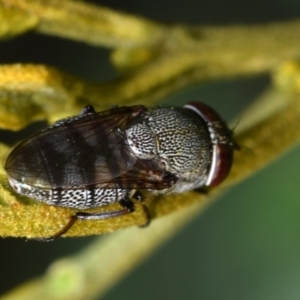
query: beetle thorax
[{"left": 126, "top": 107, "right": 212, "bottom": 192}]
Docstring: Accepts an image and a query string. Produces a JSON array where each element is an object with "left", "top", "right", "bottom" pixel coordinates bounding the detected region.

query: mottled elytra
[{"left": 5, "top": 102, "right": 236, "bottom": 240}]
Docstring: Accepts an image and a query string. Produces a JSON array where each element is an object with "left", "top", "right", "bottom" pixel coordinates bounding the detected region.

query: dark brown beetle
[{"left": 5, "top": 102, "right": 236, "bottom": 240}]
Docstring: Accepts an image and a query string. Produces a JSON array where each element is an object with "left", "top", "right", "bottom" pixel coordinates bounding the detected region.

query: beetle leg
[
  {"left": 75, "top": 199, "right": 136, "bottom": 223},
  {"left": 132, "top": 190, "right": 143, "bottom": 201},
  {"left": 34, "top": 215, "right": 78, "bottom": 242},
  {"left": 132, "top": 190, "right": 151, "bottom": 227},
  {"left": 194, "top": 186, "right": 209, "bottom": 194},
  {"left": 80, "top": 105, "right": 96, "bottom": 116},
  {"left": 138, "top": 202, "right": 151, "bottom": 227},
  {"left": 35, "top": 198, "right": 136, "bottom": 241},
  {"left": 35, "top": 194, "right": 152, "bottom": 241}
]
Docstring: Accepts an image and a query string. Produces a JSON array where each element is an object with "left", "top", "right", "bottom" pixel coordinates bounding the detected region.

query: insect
[{"left": 5, "top": 102, "right": 236, "bottom": 240}]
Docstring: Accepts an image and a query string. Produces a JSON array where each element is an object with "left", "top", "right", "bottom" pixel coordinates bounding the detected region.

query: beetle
[{"left": 4, "top": 102, "right": 236, "bottom": 240}]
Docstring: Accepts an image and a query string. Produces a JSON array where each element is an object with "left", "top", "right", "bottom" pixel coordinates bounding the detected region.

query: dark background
[{"left": 1, "top": 0, "right": 300, "bottom": 299}]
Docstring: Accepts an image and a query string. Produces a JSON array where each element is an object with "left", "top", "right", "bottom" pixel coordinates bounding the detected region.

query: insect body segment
[{"left": 5, "top": 103, "right": 235, "bottom": 240}]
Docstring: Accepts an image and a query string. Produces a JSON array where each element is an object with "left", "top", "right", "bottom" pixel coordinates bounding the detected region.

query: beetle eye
[{"left": 184, "top": 102, "right": 236, "bottom": 187}]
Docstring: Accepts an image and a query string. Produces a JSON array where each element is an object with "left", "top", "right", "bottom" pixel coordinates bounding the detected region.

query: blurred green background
[{"left": 1, "top": 0, "right": 300, "bottom": 299}]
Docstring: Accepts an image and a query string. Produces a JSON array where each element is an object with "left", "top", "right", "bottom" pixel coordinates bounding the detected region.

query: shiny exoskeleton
[{"left": 5, "top": 103, "right": 236, "bottom": 240}]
